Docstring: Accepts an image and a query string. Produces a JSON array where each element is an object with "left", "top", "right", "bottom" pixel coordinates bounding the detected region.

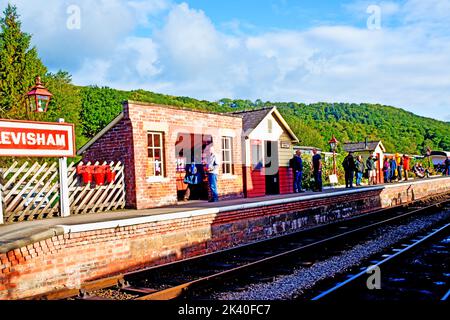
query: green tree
[
  {"left": 80, "top": 86, "right": 129, "bottom": 138},
  {"left": 43, "top": 71, "right": 86, "bottom": 148},
  {"left": 0, "top": 4, "right": 46, "bottom": 118}
]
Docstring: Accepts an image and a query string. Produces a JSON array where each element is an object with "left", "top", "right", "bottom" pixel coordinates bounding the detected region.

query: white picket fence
[{"left": 0, "top": 160, "right": 125, "bottom": 223}]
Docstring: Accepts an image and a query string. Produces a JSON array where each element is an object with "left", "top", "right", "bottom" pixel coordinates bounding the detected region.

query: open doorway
[
  {"left": 265, "top": 140, "right": 280, "bottom": 195},
  {"left": 175, "top": 133, "right": 212, "bottom": 201}
]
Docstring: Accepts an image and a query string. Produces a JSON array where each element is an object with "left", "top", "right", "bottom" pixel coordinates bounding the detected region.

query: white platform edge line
[{"left": 57, "top": 207, "right": 220, "bottom": 233}]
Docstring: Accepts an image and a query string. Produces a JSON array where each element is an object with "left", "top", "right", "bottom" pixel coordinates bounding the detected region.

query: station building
[{"left": 77, "top": 101, "right": 299, "bottom": 209}]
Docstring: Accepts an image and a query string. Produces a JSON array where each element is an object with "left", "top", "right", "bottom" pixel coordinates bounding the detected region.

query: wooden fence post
[
  {"left": 58, "top": 118, "right": 70, "bottom": 218},
  {"left": 0, "top": 168, "right": 3, "bottom": 224},
  {"left": 0, "top": 188, "right": 3, "bottom": 224}
]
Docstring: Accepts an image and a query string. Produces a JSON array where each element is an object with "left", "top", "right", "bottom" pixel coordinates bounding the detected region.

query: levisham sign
[{"left": 0, "top": 119, "right": 75, "bottom": 157}]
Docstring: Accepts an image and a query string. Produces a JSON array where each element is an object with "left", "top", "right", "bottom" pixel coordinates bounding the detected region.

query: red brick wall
[
  {"left": 1, "top": 178, "right": 450, "bottom": 299},
  {"left": 81, "top": 102, "right": 245, "bottom": 209},
  {"left": 82, "top": 118, "right": 137, "bottom": 208}
]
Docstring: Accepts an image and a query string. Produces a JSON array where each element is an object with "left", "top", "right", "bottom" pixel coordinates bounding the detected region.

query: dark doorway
[
  {"left": 265, "top": 140, "right": 280, "bottom": 195},
  {"left": 175, "top": 133, "right": 212, "bottom": 201}
]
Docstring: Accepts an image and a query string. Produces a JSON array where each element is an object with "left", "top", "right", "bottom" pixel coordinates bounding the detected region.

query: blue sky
[{"left": 2, "top": 0, "right": 450, "bottom": 121}]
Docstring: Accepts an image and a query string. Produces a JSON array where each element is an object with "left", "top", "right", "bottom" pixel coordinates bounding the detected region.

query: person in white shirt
[{"left": 206, "top": 145, "right": 219, "bottom": 202}]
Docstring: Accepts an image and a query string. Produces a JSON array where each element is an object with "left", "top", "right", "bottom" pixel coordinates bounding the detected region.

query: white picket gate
[{"left": 0, "top": 160, "right": 125, "bottom": 223}]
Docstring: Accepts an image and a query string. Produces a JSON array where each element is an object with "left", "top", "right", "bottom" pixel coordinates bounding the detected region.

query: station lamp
[
  {"left": 328, "top": 135, "right": 339, "bottom": 175},
  {"left": 328, "top": 135, "right": 339, "bottom": 152},
  {"left": 27, "top": 76, "right": 53, "bottom": 113}
]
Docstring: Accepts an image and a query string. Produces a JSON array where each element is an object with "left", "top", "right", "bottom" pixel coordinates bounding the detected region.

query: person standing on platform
[
  {"left": 389, "top": 156, "right": 397, "bottom": 182},
  {"left": 402, "top": 154, "right": 410, "bottom": 181},
  {"left": 355, "top": 155, "right": 365, "bottom": 186},
  {"left": 290, "top": 150, "right": 305, "bottom": 193},
  {"left": 343, "top": 152, "right": 356, "bottom": 188},
  {"left": 366, "top": 154, "right": 378, "bottom": 185},
  {"left": 206, "top": 145, "right": 220, "bottom": 202},
  {"left": 445, "top": 156, "right": 450, "bottom": 175},
  {"left": 383, "top": 157, "right": 390, "bottom": 183},
  {"left": 312, "top": 148, "right": 323, "bottom": 192},
  {"left": 396, "top": 153, "right": 403, "bottom": 181}
]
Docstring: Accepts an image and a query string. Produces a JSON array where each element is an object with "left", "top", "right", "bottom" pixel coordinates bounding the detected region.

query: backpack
[{"left": 289, "top": 157, "right": 296, "bottom": 169}]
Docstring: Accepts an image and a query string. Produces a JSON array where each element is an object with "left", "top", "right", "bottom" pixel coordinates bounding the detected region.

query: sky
[{"left": 2, "top": 0, "right": 450, "bottom": 121}]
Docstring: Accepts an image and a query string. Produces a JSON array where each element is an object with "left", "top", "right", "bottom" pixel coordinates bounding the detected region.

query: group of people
[
  {"left": 381, "top": 153, "right": 411, "bottom": 183},
  {"left": 183, "top": 145, "right": 220, "bottom": 203},
  {"left": 190, "top": 147, "right": 450, "bottom": 203},
  {"left": 290, "top": 148, "right": 323, "bottom": 193},
  {"left": 342, "top": 152, "right": 412, "bottom": 188}
]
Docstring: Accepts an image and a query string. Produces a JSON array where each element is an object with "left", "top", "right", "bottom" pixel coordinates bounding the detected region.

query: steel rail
[
  {"left": 311, "top": 222, "right": 450, "bottom": 300},
  {"left": 136, "top": 198, "right": 450, "bottom": 300}
]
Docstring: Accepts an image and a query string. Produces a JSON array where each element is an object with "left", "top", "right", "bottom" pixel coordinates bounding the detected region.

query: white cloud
[
  {"left": 8, "top": 0, "right": 170, "bottom": 68},
  {"left": 5, "top": 0, "right": 450, "bottom": 121}
]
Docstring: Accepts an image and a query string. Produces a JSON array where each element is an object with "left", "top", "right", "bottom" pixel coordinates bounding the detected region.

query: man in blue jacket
[{"left": 290, "top": 150, "right": 305, "bottom": 193}]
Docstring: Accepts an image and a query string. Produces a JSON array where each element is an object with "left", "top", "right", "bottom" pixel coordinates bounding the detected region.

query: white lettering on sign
[
  {"left": 0, "top": 119, "right": 75, "bottom": 157},
  {"left": 0, "top": 132, "right": 67, "bottom": 147}
]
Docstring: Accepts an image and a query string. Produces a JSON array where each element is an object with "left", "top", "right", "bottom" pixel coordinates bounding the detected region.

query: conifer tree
[{"left": 0, "top": 4, "right": 46, "bottom": 118}]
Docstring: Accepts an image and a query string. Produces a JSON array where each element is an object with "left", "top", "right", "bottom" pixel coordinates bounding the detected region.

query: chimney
[{"left": 365, "top": 137, "right": 368, "bottom": 149}]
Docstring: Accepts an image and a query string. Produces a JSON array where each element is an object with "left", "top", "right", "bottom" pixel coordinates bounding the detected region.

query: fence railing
[
  {"left": 1, "top": 161, "right": 60, "bottom": 222},
  {"left": 0, "top": 160, "right": 125, "bottom": 223},
  {"left": 69, "top": 161, "right": 125, "bottom": 215}
]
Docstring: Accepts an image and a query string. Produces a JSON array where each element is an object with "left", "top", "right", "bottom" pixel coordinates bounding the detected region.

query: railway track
[
  {"left": 30, "top": 194, "right": 450, "bottom": 301},
  {"left": 311, "top": 221, "right": 450, "bottom": 301}
]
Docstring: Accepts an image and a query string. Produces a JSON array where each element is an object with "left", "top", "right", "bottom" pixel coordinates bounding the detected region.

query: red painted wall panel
[
  {"left": 279, "top": 166, "right": 293, "bottom": 194},
  {"left": 245, "top": 166, "right": 266, "bottom": 197}
]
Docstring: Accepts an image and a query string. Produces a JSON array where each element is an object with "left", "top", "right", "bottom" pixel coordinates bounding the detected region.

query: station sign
[
  {"left": 280, "top": 141, "right": 291, "bottom": 149},
  {"left": 0, "top": 119, "right": 75, "bottom": 157}
]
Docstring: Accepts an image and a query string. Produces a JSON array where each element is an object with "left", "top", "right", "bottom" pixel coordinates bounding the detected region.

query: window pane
[
  {"left": 154, "top": 149, "right": 161, "bottom": 160},
  {"left": 147, "top": 134, "right": 153, "bottom": 147},
  {"left": 148, "top": 149, "right": 153, "bottom": 158},
  {"left": 155, "top": 160, "right": 162, "bottom": 176},
  {"left": 222, "top": 138, "right": 225, "bottom": 149},
  {"left": 154, "top": 134, "right": 161, "bottom": 147},
  {"left": 147, "top": 160, "right": 155, "bottom": 176}
]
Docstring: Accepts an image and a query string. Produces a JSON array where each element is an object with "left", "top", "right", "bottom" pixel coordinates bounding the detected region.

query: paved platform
[{"left": 0, "top": 177, "right": 444, "bottom": 253}]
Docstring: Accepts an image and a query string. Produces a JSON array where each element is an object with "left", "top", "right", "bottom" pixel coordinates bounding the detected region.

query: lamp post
[{"left": 328, "top": 135, "right": 339, "bottom": 175}]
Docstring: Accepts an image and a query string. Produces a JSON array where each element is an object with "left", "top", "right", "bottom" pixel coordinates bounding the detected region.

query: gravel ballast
[{"left": 212, "top": 210, "right": 450, "bottom": 300}]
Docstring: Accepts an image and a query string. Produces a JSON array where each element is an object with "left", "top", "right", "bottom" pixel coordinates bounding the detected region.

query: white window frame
[
  {"left": 147, "top": 131, "right": 165, "bottom": 178},
  {"left": 221, "top": 136, "right": 233, "bottom": 175}
]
